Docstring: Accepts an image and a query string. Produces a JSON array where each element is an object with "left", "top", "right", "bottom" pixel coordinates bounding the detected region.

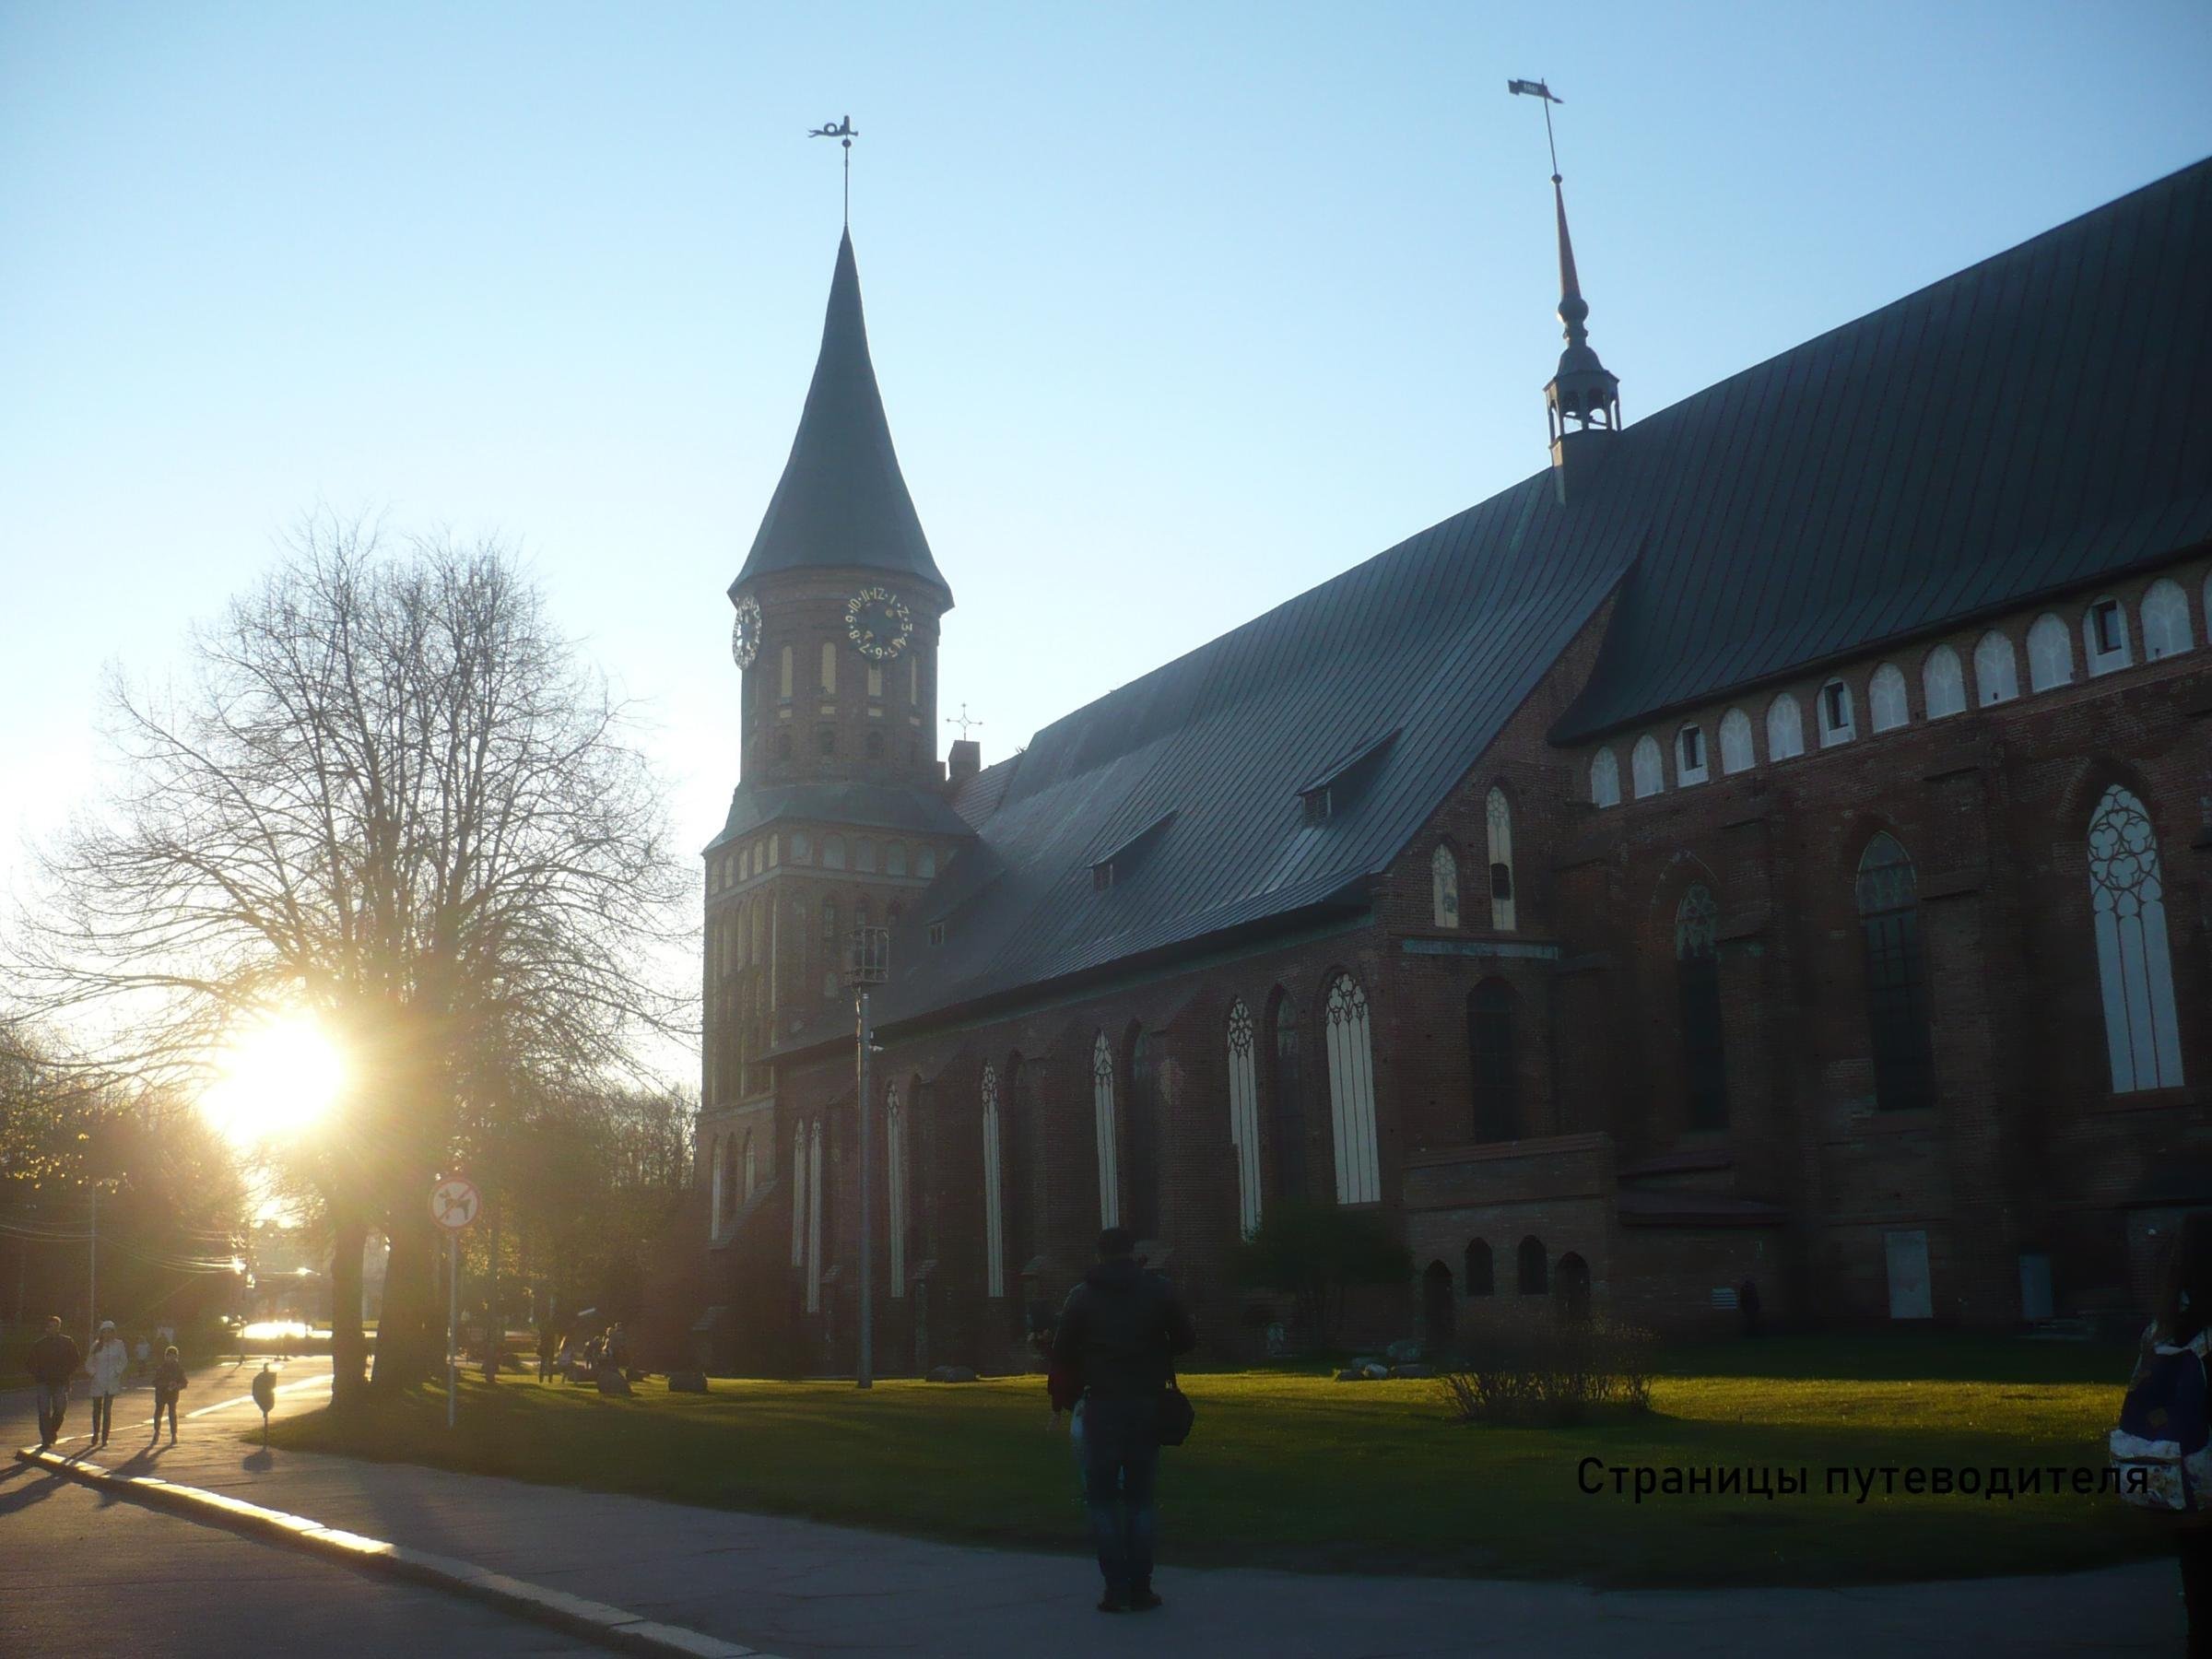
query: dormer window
[
  {"left": 1089, "top": 813, "right": 1176, "bottom": 891},
  {"left": 1676, "top": 724, "right": 1707, "bottom": 785},
  {"left": 1301, "top": 787, "right": 1333, "bottom": 825},
  {"left": 1296, "top": 731, "right": 1398, "bottom": 828},
  {"left": 1819, "top": 680, "right": 1854, "bottom": 746},
  {"left": 926, "top": 920, "right": 947, "bottom": 947}
]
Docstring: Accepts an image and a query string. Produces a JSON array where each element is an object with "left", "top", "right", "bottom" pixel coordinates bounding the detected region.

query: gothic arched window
[
  {"left": 741, "top": 1131, "right": 756, "bottom": 1203},
  {"left": 1124, "top": 1028, "right": 1160, "bottom": 1239},
  {"left": 1323, "top": 973, "right": 1381, "bottom": 1204},
  {"left": 1268, "top": 991, "right": 1306, "bottom": 1204},
  {"left": 823, "top": 835, "right": 846, "bottom": 870},
  {"left": 1676, "top": 724, "right": 1708, "bottom": 785},
  {"left": 981, "top": 1065, "right": 1006, "bottom": 1297},
  {"left": 1677, "top": 884, "right": 1727, "bottom": 1129},
  {"left": 855, "top": 838, "right": 877, "bottom": 874},
  {"left": 779, "top": 644, "right": 794, "bottom": 700},
  {"left": 1430, "top": 844, "right": 1460, "bottom": 929},
  {"left": 1717, "top": 708, "right": 1754, "bottom": 774},
  {"left": 1631, "top": 735, "right": 1665, "bottom": 797},
  {"left": 1855, "top": 834, "right": 1936, "bottom": 1112},
  {"left": 1923, "top": 645, "right": 1967, "bottom": 719},
  {"left": 708, "top": 1133, "right": 724, "bottom": 1238},
  {"left": 1517, "top": 1236, "right": 1547, "bottom": 1295},
  {"left": 2028, "top": 613, "right": 2074, "bottom": 691},
  {"left": 1868, "top": 664, "right": 1909, "bottom": 733},
  {"left": 789, "top": 1123, "right": 808, "bottom": 1267},
  {"left": 1589, "top": 747, "right": 1621, "bottom": 807},
  {"left": 916, "top": 848, "right": 936, "bottom": 879},
  {"left": 2086, "top": 598, "right": 2133, "bottom": 676},
  {"left": 2143, "top": 579, "right": 2194, "bottom": 661},
  {"left": 1486, "top": 787, "right": 1516, "bottom": 929},
  {"left": 1765, "top": 693, "right": 1805, "bottom": 760},
  {"left": 886, "top": 841, "right": 907, "bottom": 877},
  {"left": 805, "top": 1119, "right": 824, "bottom": 1312},
  {"left": 1818, "top": 678, "right": 1855, "bottom": 746},
  {"left": 1465, "top": 1238, "right": 1494, "bottom": 1297},
  {"left": 1974, "top": 630, "right": 2018, "bottom": 705},
  {"left": 1091, "top": 1031, "right": 1120, "bottom": 1229},
  {"left": 1226, "top": 1001, "right": 1262, "bottom": 1237},
  {"left": 818, "top": 641, "right": 837, "bottom": 695},
  {"left": 2088, "top": 784, "right": 2185, "bottom": 1091},
  {"left": 1468, "top": 981, "right": 1517, "bottom": 1142}
]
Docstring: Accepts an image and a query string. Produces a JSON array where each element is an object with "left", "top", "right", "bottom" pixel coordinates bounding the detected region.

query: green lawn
[{"left": 265, "top": 1336, "right": 2170, "bottom": 1588}]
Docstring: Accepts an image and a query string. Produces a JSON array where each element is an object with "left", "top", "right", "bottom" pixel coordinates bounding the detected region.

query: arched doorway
[
  {"left": 1556, "top": 1252, "right": 1592, "bottom": 1324},
  {"left": 1422, "top": 1260, "right": 1455, "bottom": 1355}
]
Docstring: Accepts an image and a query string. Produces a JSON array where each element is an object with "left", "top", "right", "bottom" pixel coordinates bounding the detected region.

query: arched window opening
[
  {"left": 885, "top": 1084, "right": 907, "bottom": 1298},
  {"left": 1923, "top": 646, "right": 1967, "bottom": 719},
  {"left": 1468, "top": 981, "right": 1518, "bottom": 1142},
  {"left": 1974, "top": 630, "right": 2018, "bottom": 705},
  {"left": 1765, "top": 694, "right": 1806, "bottom": 760},
  {"left": 1631, "top": 735, "right": 1665, "bottom": 798},
  {"left": 916, "top": 848, "right": 936, "bottom": 879},
  {"left": 1517, "top": 1236, "right": 1548, "bottom": 1296},
  {"left": 1002, "top": 1056, "right": 1036, "bottom": 1280},
  {"left": 1589, "top": 747, "right": 1621, "bottom": 807},
  {"left": 805, "top": 1120, "right": 823, "bottom": 1313},
  {"left": 981, "top": 1065, "right": 1006, "bottom": 1298},
  {"left": 1856, "top": 834, "right": 1936, "bottom": 1112},
  {"left": 1268, "top": 992, "right": 1307, "bottom": 1204},
  {"left": 823, "top": 835, "right": 846, "bottom": 870},
  {"left": 2088, "top": 785, "right": 2185, "bottom": 1091},
  {"left": 2143, "top": 579, "right": 2194, "bottom": 661},
  {"left": 855, "top": 838, "right": 877, "bottom": 874},
  {"left": 1091, "top": 1031, "right": 1120, "bottom": 1229},
  {"left": 1430, "top": 843, "right": 1460, "bottom": 929},
  {"left": 792, "top": 831, "right": 812, "bottom": 865},
  {"left": 742, "top": 1132, "right": 756, "bottom": 1202},
  {"left": 1556, "top": 1253, "right": 1592, "bottom": 1323},
  {"left": 1868, "top": 664, "right": 1909, "bottom": 733},
  {"left": 1486, "top": 788, "right": 1516, "bottom": 929},
  {"left": 1718, "top": 708, "right": 1755, "bottom": 774},
  {"left": 1324, "top": 973, "right": 1382, "bottom": 1204},
  {"left": 1676, "top": 724, "right": 1708, "bottom": 785},
  {"left": 1124, "top": 1027, "right": 1162, "bottom": 1240},
  {"left": 2085, "top": 598, "right": 2133, "bottom": 676},
  {"left": 779, "top": 644, "right": 794, "bottom": 700},
  {"left": 708, "top": 1133, "right": 725, "bottom": 1238},
  {"left": 819, "top": 641, "right": 837, "bottom": 695},
  {"left": 1464, "top": 1238, "right": 1494, "bottom": 1297},
  {"left": 887, "top": 841, "right": 908, "bottom": 877},
  {"left": 1677, "top": 885, "right": 1727, "bottom": 1129},
  {"left": 1225, "top": 1001, "right": 1263, "bottom": 1237},
  {"left": 866, "top": 663, "right": 883, "bottom": 700},
  {"left": 789, "top": 1123, "right": 808, "bottom": 1267},
  {"left": 1422, "top": 1261, "right": 1455, "bottom": 1354},
  {"left": 1818, "top": 679, "right": 1855, "bottom": 746},
  {"left": 817, "top": 727, "right": 836, "bottom": 758},
  {"left": 2028, "top": 613, "right": 2074, "bottom": 691}
]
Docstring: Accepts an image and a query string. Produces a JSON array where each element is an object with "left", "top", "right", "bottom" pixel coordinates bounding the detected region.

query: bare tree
[{"left": 10, "top": 515, "right": 690, "bottom": 1405}]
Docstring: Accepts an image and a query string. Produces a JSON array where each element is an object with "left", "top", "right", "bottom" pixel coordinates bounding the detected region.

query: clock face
[
  {"left": 845, "top": 586, "right": 912, "bottom": 662},
  {"left": 730, "top": 594, "right": 762, "bottom": 671}
]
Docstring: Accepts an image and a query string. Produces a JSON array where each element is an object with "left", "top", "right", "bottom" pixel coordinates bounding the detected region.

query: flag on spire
[{"left": 1507, "top": 78, "right": 1561, "bottom": 102}]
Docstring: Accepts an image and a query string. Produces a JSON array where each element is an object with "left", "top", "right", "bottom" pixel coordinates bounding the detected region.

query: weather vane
[
  {"left": 945, "top": 702, "right": 982, "bottom": 741},
  {"left": 809, "top": 113, "right": 858, "bottom": 225},
  {"left": 1507, "top": 77, "right": 1564, "bottom": 181}
]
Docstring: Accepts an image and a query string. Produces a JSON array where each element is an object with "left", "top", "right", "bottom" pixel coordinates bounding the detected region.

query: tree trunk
[
  {"left": 371, "top": 1210, "right": 443, "bottom": 1391},
  {"left": 328, "top": 1204, "right": 369, "bottom": 1410}
]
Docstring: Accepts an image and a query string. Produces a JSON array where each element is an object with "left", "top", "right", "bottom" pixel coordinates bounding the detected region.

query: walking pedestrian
[
  {"left": 87, "top": 1321, "right": 129, "bottom": 1448},
  {"left": 151, "top": 1346, "right": 187, "bottom": 1444},
  {"left": 1054, "top": 1226, "right": 1196, "bottom": 1614},
  {"left": 2132, "top": 1214, "right": 2212, "bottom": 1656},
  {"left": 29, "top": 1316, "right": 82, "bottom": 1450}
]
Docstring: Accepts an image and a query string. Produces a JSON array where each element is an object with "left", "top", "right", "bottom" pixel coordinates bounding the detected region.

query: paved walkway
[{"left": 8, "top": 1361, "right": 2182, "bottom": 1657}]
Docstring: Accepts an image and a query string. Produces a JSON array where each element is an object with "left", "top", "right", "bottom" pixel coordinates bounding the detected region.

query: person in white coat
[{"left": 87, "top": 1320, "right": 129, "bottom": 1447}]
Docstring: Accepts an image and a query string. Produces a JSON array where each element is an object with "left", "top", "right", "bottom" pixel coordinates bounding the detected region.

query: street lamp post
[{"left": 847, "top": 924, "right": 888, "bottom": 1390}]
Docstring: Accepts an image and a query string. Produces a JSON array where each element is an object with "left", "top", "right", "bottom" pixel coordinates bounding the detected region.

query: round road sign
[{"left": 431, "top": 1176, "right": 481, "bottom": 1231}]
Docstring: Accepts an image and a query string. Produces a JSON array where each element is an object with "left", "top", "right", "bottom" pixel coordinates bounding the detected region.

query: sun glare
[{"left": 204, "top": 1016, "right": 347, "bottom": 1147}]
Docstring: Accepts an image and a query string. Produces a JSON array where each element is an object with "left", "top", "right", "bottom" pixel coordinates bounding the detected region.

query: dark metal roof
[
  {"left": 871, "top": 471, "right": 1639, "bottom": 1030},
  {"left": 1551, "top": 157, "right": 2212, "bottom": 743},
  {"left": 706, "top": 780, "right": 974, "bottom": 853},
  {"left": 730, "top": 230, "right": 952, "bottom": 604}
]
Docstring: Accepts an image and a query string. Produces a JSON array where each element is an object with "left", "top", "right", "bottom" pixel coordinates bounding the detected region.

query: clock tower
[{"left": 699, "top": 229, "right": 971, "bottom": 1193}]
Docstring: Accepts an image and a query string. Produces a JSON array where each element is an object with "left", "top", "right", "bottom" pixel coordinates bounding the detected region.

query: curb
[{"left": 15, "top": 1445, "right": 772, "bottom": 1658}]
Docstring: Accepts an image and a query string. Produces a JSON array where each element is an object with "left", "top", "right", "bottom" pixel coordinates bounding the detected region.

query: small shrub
[{"left": 1437, "top": 1308, "right": 1656, "bottom": 1427}]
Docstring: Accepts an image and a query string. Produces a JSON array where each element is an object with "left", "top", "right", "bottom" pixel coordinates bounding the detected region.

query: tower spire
[{"left": 1510, "top": 79, "right": 1621, "bottom": 492}]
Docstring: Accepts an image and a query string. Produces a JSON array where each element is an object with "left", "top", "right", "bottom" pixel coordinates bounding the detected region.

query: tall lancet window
[
  {"left": 2088, "top": 785, "right": 2185, "bottom": 1091},
  {"left": 805, "top": 1119, "right": 824, "bottom": 1312},
  {"left": 1676, "top": 885, "right": 1727, "bottom": 1129},
  {"left": 885, "top": 1085, "right": 907, "bottom": 1298},
  {"left": 981, "top": 1065, "right": 1006, "bottom": 1298},
  {"left": 1486, "top": 787, "right": 1516, "bottom": 930},
  {"left": 708, "top": 1134, "right": 725, "bottom": 1239},
  {"left": 790, "top": 1122, "right": 808, "bottom": 1267},
  {"left": 779, "top": 645, "right": 794, "bottom": 700},
  {"left": 819, "top": 641, "right": 837, "bottom": 696},
  {"left": 742, "top": 1132, "right": 756, "bottom": 1202},
  {"left": 1225, "top": 1000, "right": 1263, "bottom": 1237},
  {"left": 1324, "top": 973, "right": 1382, "bottom": 1204},
  {"left": 1855, "top": 835, "right": 1936, "bottom": 1112},
  {"left": 1923, "top": 646, "right": 1967, "bottom": 719},
  {"left": 1430, "top": 844, "right": 1460, "bottom": 929},
  {"left": 1091, "top": 1031, "right": 1120, "bottom": 1229}
]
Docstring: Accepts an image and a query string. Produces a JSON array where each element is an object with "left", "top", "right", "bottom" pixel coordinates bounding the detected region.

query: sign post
[
  {"left": 251, "top": 1362, "right": 276, "bottom": 1448},
  {"left": 431, "top": 1176, "right": 481, "bottom": 1430}
]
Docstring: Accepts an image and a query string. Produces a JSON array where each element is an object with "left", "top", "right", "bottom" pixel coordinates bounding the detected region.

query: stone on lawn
[
  {"left": 926, "top": 1365, "right": 979, "bottom": 1383},
  {"left": 1384, "top": 1339, "right": 1424, "bottom": 1365},
  {"left": 594, "top": 1365, "right": 633, "bottom": 1396},
  {"left": 665, "top": 1370, "right": 709, "bottom": 1394}
]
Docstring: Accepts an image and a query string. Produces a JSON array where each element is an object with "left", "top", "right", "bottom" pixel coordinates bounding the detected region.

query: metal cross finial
[
  {"left": 945, "top": 703, "right": 983, "bottom": 740},
  {"left": 809, "top": 114, "right": 858, "bottom": 226}
]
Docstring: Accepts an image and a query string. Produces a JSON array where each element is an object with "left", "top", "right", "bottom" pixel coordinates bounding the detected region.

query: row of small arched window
[
  {"left": 710, "top": 832, "right": 939, "bottom": 893},
  {"left": 1591, "top": 574, "right": 2208, "bottom": 806}
]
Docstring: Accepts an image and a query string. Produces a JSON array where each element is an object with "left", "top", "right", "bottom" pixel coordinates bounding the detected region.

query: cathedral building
[{"left": 677, "top": 159, "right": 2212, "bottom": 1374}]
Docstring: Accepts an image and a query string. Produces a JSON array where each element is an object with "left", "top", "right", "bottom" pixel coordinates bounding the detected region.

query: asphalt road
[{"left": 0, "top": 1365, "right": 594, "bottom": 1658}]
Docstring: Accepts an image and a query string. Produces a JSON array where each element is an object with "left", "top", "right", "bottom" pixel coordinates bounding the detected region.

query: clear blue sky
[{"left": 5, "top": 2, "right": 2209, "bottom": 982}]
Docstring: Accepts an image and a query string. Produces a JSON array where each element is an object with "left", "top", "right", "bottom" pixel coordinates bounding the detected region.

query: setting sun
[{"left": 203, "top": 1015, "right": 347, "bottom": 1147}]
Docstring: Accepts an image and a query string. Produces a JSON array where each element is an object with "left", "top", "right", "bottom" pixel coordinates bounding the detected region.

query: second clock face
[
  {"left": 845, "top": 586, "right": 912, "bottom": 662},
  {"left": 730, "top": 594, "right": 762, "bottom": 671}
]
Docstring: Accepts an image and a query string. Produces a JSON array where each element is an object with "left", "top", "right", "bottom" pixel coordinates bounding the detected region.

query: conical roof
[{"left": 731, "top": 230, "right": 951, "bottom": 603}]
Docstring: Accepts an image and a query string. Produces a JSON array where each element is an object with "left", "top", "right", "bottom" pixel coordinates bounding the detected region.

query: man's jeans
[
  {"left": 1080, "top": 1393, "right": 1160, "bottom": 1596},
  {"left": 36, "top": 1382, "right": 68, "bottom": 1444}
]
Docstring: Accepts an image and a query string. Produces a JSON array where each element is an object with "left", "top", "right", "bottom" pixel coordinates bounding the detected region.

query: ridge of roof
[{"left": 730, "top": 230, "right": 953, "bottom": 603}]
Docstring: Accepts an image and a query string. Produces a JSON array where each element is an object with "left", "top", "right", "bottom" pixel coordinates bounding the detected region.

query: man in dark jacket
[
  {"left": 29, "top": 1315, "right": 82, "bottom": 1450},
  {"left": 1055, "top": 1227, "right": 1196, "bottom": 1614}
]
